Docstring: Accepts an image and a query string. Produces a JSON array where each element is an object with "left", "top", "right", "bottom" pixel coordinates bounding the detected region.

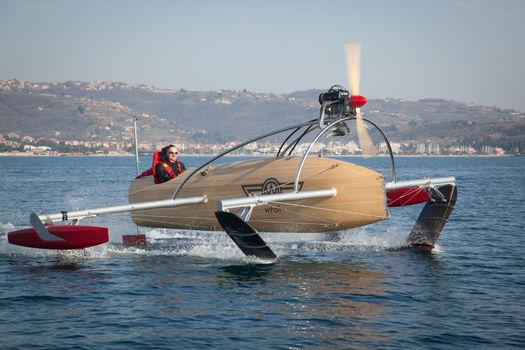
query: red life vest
[
  {"left": 136, "top": 152, "right": 184, "bottom": 184},
  {"left": 155, "top": 160, "right": 184, "bottom": 183}
]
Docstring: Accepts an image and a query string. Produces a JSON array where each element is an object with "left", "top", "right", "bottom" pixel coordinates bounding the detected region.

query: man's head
[{"left": 162, "top": 144, "right": 179, "bottom": 162}]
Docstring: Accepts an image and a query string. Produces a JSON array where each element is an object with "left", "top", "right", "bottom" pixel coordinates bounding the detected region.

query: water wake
[{"left": 1, "top": 220, "right": 412, "bottom": 262}]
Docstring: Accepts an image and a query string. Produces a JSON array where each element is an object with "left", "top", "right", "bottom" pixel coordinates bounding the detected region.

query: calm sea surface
[{"left": 0, "top": 155, "right": 524, "bottom": 349}]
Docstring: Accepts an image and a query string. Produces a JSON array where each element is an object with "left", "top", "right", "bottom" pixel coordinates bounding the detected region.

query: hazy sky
[{"left": 1, "top": 0, "right": 524, "bottom": 111}]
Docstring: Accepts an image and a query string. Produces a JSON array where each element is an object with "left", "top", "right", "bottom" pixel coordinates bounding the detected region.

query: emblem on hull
[{"left": 242, "top": 177, "right": 303, "bottom": 196}]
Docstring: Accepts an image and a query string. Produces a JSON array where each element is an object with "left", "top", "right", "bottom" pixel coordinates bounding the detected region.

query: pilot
[{"left": 154, "top": 144, "right": 186, "bottom": 184}]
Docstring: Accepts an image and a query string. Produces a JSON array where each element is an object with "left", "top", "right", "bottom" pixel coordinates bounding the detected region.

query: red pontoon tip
[{"left": 8, "top": 225, "right": 109, "bottom": 249}]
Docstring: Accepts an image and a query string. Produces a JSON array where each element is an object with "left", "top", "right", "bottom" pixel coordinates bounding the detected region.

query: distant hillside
[{"left": 1, "top": 80, "right": 523, "bottom": 150}]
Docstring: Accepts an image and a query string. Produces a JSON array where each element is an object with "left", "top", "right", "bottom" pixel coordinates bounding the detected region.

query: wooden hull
[{"left": 128, "top": 156, "right": 387, "bottom": 233}]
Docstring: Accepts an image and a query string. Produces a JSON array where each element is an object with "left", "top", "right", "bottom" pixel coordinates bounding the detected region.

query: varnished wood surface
[{"left": 128, "top": 156, "right": 387, "bottom": 233}]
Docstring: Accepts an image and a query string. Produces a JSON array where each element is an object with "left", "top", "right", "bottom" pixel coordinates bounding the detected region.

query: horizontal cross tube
[
  {"left": 37, "top": 196, "right": 208, "bottom": 224},
  {"left": 217, "top": 188, "right": 337, "bottom": 212},
  {"left": 385, "top": 177, "right": 456, "bottom": 191}
]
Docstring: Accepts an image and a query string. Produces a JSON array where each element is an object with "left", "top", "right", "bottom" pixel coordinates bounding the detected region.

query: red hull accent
[
  {"left": 8, "top": 225, "right": 109, "bottom": 249},
  {"left": 122, "top": 234, "right": 147, "bottom": 248},
  {"left": 387, "top": 187, "right": 431, "bottom": 207}
]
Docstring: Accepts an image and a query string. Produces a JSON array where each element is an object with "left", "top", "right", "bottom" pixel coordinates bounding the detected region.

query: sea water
[{"left": 0, "top": 156, "right": 524, "bottom": 349}]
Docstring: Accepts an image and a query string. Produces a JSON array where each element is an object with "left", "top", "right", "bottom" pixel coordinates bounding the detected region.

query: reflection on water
[
  {"left": 220, "top": 263, "right": 275, "bottom": 282},
  {"left": 218, "top": 260, "right": 387, "bottom": 346}
]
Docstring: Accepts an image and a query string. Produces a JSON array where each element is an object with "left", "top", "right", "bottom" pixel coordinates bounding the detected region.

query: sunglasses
[{"left": 168, "top": 151, "right": 179, "bottom": 155}]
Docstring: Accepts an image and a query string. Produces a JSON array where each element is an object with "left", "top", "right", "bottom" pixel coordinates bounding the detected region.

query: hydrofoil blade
[
  {"left": 407, "top": 184, "right": 457, "bottom": 250},
  {"left": 215, "top": 211, "right": 277, "bottom": 261}
]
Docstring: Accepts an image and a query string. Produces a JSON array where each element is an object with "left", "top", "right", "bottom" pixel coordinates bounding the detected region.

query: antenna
[{"left": 133, "top": 116, "right": 140, "bottom": 176}]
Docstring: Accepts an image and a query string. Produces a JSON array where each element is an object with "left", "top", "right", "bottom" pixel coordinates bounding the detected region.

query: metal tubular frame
[
  {"left": 38, "top": 196, "right": 208, "bottom": 223},
  {"left": 172, "top": 100, "right": 398, "bottom": 199},
  {"left": 171, "top": 120, "right": 318, "bottom": 199},
  {"left": 281, "top": 124, "right": 317, "bottom": 157},
  {"left": 276, "top": 125, "right": 304, "bottom": 158},
  {"left": 293, "top": 115, "right": 397, "bottom": 192},
  {"left": 385, "top": 177, "right": 456, "bottom": 190},
  {"left": 217, "top": 188, "right": 337, "bottom": 212}
]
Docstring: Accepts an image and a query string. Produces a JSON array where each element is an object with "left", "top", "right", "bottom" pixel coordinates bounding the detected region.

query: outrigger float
[{"left": 8, "top": 46, "right": 457, "bottom": 260}]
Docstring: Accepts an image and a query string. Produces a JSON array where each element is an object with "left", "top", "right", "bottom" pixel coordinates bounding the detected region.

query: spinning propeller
[{"left": 344, "top": 43, "right": 376, "bottom": 156}]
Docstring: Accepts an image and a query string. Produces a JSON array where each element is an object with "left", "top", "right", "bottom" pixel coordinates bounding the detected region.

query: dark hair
[{"left": 160, "top": 144, "right": 176, "bottom": 159}]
